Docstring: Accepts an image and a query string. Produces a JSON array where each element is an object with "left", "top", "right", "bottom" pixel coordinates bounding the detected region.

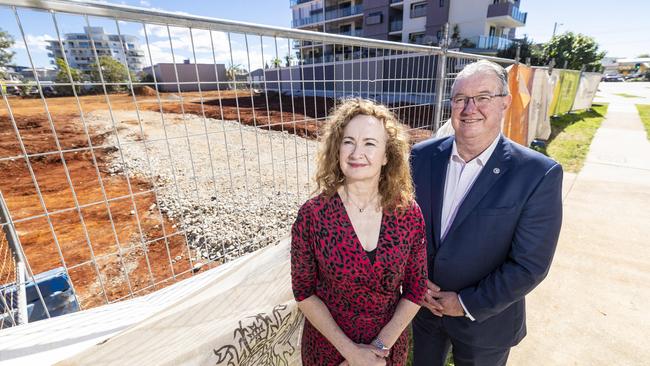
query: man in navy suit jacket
[{"left": 411, "top": 60, "right": 563, "bottom": 365}]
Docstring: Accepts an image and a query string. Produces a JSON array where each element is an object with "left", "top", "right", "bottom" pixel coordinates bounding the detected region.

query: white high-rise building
[{"left": 46, "top": 26, "right": 145, "bottom": 72}]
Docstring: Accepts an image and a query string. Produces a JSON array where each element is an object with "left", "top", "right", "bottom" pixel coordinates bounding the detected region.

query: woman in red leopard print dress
[{"left": 291, "top": 99, "right": 428, "bottom": 366}]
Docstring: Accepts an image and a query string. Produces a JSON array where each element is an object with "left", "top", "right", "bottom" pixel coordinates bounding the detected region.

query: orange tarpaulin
[{"left": 503, "top": 64, "right": 533, "bottom": 146}]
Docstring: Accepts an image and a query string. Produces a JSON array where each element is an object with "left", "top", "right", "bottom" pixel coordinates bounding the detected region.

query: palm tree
[
  {"left": 226, "top": 63, "right": 245, "bottom": 89},
  {"left": 284, "top": 54, "right": 294, "bottom": 67},
  {"left": 270, "top": 57, "right": 282, "bottom": 68}
]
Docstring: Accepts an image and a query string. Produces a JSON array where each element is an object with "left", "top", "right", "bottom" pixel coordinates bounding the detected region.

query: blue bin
[{"left": 0, "top": 267, "right": 80, "bottom": 325}]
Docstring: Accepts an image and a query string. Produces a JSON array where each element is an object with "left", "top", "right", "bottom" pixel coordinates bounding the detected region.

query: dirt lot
[{"left": 0, "top": 90, "right": 433, "bottom": 310}]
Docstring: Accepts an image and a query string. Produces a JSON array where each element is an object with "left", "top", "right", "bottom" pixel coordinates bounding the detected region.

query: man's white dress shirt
[{"left": 440, "top": 134, "right": 500, "bottom": 321}]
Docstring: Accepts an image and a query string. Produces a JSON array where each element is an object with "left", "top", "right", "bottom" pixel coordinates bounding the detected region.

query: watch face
[{"left": 372, "top": 338, "right": 389, "bottom": 350}]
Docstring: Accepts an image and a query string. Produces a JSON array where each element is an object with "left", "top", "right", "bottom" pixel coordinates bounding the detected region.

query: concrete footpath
[{"left": 509, "top": 82, "right": 650, "bottom": 365}]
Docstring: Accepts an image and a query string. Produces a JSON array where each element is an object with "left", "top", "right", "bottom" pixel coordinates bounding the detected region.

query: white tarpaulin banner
[
  {"left": 0, "top": 239, "right": 303, "bottom": 366},
  {"left": 434, "top": 119, "right": 454, "bottom": 138},
  {"left": 528, "top": 68, "right": 553, "bottom": 142},
  {"left": 572, "top": 72, "right": 602, "bottom": 111}
]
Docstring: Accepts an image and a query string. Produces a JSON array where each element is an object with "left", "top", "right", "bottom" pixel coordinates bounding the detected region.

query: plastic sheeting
[
  {"left": 572, "top": 72, "right": 602, "bottom": 111},
  {"left": 503, "top": 64, "right": 533, "bottom": 146},
  {"left": 527, "top": 68, "right": 554, "bottom": 143},
  {"left": 0, "top": 239, "right": 303, "bottom": 366},
  {"left": 434, "top": 119, "right": 454, "bottom": 139},
  {"left": 552, "top": 70, "right": 581, "bottom": 116}
]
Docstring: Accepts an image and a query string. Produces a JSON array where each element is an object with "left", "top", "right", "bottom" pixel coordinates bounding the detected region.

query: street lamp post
[{"left": 552, "top": 22, "right": 564, "bottom": 38}]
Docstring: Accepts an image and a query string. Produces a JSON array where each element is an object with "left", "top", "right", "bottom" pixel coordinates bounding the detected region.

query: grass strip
[
  {"left": 635, "top": 104, "right": 650, "bottom": 141},
  {"left": 614, "top": 93, "right": 641, "bottom": 98},
  {"left": 535, "top": 104, "right": 609, "bottom": 172}
]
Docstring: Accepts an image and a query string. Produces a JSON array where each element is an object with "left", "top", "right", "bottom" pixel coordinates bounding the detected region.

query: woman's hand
[{"left": 342, "top": 343, "right": 389, "bottom": 366}]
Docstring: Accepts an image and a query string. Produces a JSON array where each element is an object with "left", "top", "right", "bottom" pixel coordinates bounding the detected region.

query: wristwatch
[{"left": 371, "top": 337, "right": 390, "bottom": 351}]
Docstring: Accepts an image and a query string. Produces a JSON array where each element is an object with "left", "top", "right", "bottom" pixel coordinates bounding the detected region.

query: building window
[
  {"left": 409, "top": 32, "right": 425, "bottom": 44},
  {"left": 410, "top": 2, "right": 427, "bottom": 18},
  {"left": 440, "top": 0, "right": 445, "bottom": 6},
  {"left": 366, "top": 11, "right": 383, "bottom": 25}
]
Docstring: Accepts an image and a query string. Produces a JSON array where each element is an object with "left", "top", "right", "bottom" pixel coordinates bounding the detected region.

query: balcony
[
  {"left": 389, "top": 19, "right": 403, "bottom": 32},
  {"left": 292, "top": 12, "right": 324, "bottom": 27},
  {"left": 293, "top": 40, "right": 323, "bottom": 48},
  {"left": 325, "top": 4, "right": 363, "bottom": 21},
  {"left": 290, "top": 0, "right": 315, "bottom": 6},
  {"left": 467, "top": 35, "right": 513, "bottom": 51},
  {"left": 337, "top": 29, "right": 363, "bottom": 37},
  {"left": 487, "top": 1, "right": 527, "bottom": 27}
]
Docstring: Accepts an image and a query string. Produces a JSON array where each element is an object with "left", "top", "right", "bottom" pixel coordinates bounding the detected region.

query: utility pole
[{"left": 552, "top": 22, "right": 563, "bottom": 38}]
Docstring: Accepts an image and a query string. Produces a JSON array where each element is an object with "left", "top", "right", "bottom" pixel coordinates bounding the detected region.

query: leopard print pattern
[{"left": 291, "top": 193, "right": 428, "bottom": 365}]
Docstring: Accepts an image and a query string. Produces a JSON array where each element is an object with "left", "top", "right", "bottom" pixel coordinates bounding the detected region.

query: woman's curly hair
[{"left": 314, "top": 98, "right": 414, "bottom": 213}]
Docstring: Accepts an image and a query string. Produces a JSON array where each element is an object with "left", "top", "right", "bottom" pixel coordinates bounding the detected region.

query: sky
[{"left": 1, "top": 0, "right": 648, "bottom": 70}]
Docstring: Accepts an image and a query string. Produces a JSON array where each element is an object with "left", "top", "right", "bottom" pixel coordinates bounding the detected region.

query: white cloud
[
  {"left": 138, "top": 25, "right": 272, "bottom": 71},
  {"left": 13, "top": 34, "right": 54, "bottom": 53},
  {"left": 139, "top": 0, "right": 151, "bottom": 6}
]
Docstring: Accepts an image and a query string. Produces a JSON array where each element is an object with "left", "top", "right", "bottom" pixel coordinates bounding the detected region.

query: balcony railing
[
  {"left": 468, "top": 35, "right": 513, "bottom": 50},
  {"left": 487, "top": 2, "right": 527, "bottom": 25},
  {"left": 389, "top": 19, "right": 403, "bottom": 32},
  {"left": 292, "top": 12, "right": 324, "bottom": 27},
  {"left": 337, "top": 29, "right": 363, "bottom": 37},
  {"left": 410, "top": 6, "right": 427, "bottom": 18},
  {"left": 325, "top": 4, "right": 363, "bottom": 20},
  {"left": 290, "top": 0, "right": 314, "bottom": 6}
]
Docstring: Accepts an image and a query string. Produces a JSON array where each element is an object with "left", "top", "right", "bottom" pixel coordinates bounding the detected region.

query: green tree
[
  {"left": 226, "top": 63, "right": 245, "bottom": 90},
  {"left": 637, "top": 53, "right": 650, "bottom": 58},
  {"left": 0, "top": 27, "right": 15, "bottom": 80},
  {"left": 542, "top": 32, "right": 606, "bottom": 70},
  {"left": 284, "top": 54, "right": 294, "bottom": 67},
  {"left": 54, "top": 58, "right": 83, "bottom": 95},
  {"left": 90, "top": 55, "right": 131, "bottom": 92},
  {"left": 449, "top": 24, "right": 461, "bottom": 48},
  {"left": 497, "top": 36, "right": 545, "bottom": 65},
  {"left": 0, "top": 28, "right": 14, "bottom": 67},
  {"left": 270, "top": 57, "right": 282, "bottom": 68}
]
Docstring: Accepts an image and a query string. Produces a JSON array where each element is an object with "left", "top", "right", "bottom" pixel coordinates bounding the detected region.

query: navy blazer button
[{"left": 493, "top": 168, "right": 500, "bottom": 174}]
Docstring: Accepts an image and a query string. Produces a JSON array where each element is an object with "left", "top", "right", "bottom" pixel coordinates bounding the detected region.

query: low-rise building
[{"left": 142, "top": 61, "right": 228, "bottom": 92}]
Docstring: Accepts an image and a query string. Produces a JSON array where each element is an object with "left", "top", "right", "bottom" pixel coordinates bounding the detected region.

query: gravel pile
[{"left": 85, "top": 109, "right": 318, "bottom": 262}]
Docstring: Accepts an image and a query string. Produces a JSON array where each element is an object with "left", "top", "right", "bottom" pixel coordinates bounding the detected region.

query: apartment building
[
  {"left": 290, "top": 0, "right": 527, "bottom": 62},
  {"left": 46, "top": 27, "right": 145, "bottom": 73}
]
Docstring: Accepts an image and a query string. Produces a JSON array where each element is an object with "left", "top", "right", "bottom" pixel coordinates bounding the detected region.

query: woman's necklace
[{"left": 344, "top": 185, "right": 379, "bottom": 213}]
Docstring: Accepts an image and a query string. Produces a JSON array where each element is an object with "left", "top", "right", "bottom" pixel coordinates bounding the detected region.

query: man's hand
[
  {"left": 435, "top": 291, "right": 465, "bottom": 317},
  {"left": 423, "top": 280, "right": 465, "bottom": 317},
  {"left": 422, "top": 280, "right": 444, "bottom": 317}
]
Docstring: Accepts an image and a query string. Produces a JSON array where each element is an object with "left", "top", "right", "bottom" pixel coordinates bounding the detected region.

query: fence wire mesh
[{"left": 0, "top": 0, "right": 514, "bottom": 321}]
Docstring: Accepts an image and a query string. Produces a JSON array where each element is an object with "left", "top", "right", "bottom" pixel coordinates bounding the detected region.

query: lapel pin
[{"left": 493, "top": 168, "right": 500, "bottom": 174}]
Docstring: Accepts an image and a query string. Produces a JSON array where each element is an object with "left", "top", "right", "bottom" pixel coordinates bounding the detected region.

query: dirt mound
[{"left": 129, "top": 85, "right": 157, "bottom": 96}]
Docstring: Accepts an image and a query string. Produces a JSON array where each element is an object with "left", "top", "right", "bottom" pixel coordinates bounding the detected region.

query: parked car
[
  {"left": 602, "top": 74, "right": 625, "bottom": 82},
  {"left": 3, "top": 85, "right": 22, "bottom": 96},
  {"left": 27, "top": 84, "right": 57, "bottom": 97},
  {"left": 624, "top": 73, "right": 644, "bottom": 80}
]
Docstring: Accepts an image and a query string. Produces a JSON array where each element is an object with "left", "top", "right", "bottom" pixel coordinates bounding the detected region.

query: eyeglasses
[{"left": 450, "top": 93, "right": 508, "bottom": 109}]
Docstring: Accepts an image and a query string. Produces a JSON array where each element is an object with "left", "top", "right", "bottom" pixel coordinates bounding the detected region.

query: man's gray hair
[{"left": 451, "top": 60, "right": 509, "bottom": 96}]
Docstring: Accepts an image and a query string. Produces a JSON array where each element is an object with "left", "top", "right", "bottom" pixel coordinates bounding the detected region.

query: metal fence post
[
  {"left": 0, "top": 191, "right": 27, "bottom": 325},
  {"left": 515, "top": 43, "right": 521, "bottom": 64},
  {"left": 433, "top": 23, "right": 449, "bottom": 130}
]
